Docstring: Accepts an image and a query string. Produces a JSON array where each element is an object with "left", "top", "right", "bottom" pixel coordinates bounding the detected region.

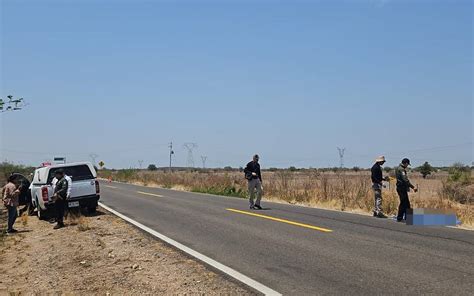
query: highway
[{"left": 100, "top": 181, "right": 474, "bottom": 295}]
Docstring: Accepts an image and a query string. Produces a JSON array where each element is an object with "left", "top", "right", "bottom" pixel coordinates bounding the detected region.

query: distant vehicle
[
  {"left": 30, "top": 162, "right": 100, "bottom": 219},
  {"left": 9, "top": 173, "right": 34, "bottom": 215}
]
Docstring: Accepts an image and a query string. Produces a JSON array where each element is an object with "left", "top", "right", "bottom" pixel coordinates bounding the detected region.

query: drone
[{"left": 1, "top": 95, "right": 26, "bottom": 112}]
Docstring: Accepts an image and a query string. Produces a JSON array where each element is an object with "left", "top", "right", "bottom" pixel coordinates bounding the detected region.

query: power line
[{"left": 344, "top": 142, "right": 473, "bottom": 160}]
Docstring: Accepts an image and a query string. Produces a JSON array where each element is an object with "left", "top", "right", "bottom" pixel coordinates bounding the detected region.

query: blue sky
[{"left": 1, "top": 0, "right": 472, "bottom": 169}]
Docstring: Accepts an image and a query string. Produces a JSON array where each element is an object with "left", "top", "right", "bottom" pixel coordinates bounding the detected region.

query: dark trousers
[
  {"left": 6, "top": 205, "right": 18, "bottom": 231},
  {"left": 397, "top": 188, "right": 411, "bottom": 221},
  {"left": 55, "top": 198, "right": 66, "bottom": 225}
]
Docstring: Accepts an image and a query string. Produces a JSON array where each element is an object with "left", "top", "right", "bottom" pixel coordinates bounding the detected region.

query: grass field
[{"left": 99, "top": 167, "right": 473, "bottom": 227}]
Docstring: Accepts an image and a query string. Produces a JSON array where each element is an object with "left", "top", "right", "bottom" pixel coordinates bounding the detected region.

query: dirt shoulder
[{"left": 0, "top": 206, "right": 254, "bottom": 295}]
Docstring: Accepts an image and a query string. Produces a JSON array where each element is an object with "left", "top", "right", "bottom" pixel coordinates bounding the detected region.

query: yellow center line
[
  {"left": 226, "top": 208, "right": 333, "bottom": 233},
  {"left": 137, "top": 191, "right": 164, "bottom": 198},
  {"left": 104, "top": 185, "right": 118, "bottom": 189}
]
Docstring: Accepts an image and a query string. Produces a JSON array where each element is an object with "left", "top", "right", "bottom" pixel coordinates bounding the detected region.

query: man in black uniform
[
  {"left": 244, "top": 154, "right": 263, "bottom": 210},
  {"left": 395, "top": 158, "right": 418, "bottom": 222},
  {"left": 371, "top": 156, "right": 390, "bottom": 218},
  {"left": 52, "top": 169, "right": 68, "bottom": 229}
]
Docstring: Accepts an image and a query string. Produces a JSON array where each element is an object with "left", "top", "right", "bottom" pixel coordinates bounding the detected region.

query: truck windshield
[{"left": 47, "top": 165, "right": 94, "bottom": 183}]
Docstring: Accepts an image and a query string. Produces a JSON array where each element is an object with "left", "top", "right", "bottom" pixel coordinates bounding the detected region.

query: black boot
[{"left": 54, "top": 223, "right": 64, "bottom": 230}]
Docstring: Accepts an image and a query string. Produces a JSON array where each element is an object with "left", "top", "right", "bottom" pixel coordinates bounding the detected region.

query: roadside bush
[
  {"left": 447, "top": 163, "right": 471, "bottom": 184},
  {"left": 439, "top": 163, "right": 472, "bottom": 204},
  {"left": 115, "top": 169, "right": 139, "bottom": 182}
]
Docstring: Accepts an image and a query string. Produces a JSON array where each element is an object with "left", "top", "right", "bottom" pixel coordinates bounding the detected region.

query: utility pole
[
  {"left": 183, "top": 143, "right": 198, "bottom": 168},
  {"left": 138, "top": 160, "right": 144, "bottom": 170},
  {"left": 337, "top": 147, "right": 346, "bottom": 168},
  {"left": 169, "top": 142, "right": 174, "bottom": 173},
  {"left": 201, "top": 156, "right": 208, "bottom": 169}
]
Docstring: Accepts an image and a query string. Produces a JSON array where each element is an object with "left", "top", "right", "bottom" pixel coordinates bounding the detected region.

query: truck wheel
[{"left": 88, "top": 206, "right": 97, "bottom": 214}]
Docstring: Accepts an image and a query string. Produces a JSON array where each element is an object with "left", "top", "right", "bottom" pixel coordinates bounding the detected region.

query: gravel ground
[{"left": 0, "top": 205, "right": 255, "bottom": 295}]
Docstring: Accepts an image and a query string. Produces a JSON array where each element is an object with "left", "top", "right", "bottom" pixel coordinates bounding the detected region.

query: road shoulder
[{"left": 0, "top": 205, "right": 254, "bottom": 295}]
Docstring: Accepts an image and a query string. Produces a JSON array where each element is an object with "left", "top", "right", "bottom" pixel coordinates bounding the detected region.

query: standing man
[
  {"left": 244, "top": 154, "right": 263, "bottom": 210},
  {"left": 51, "top": 172, "right": 72, "bottom": 222},
  {"left": 371, "top": 156, "right": 390, "bottom": 218},
  {"left": 2, "top": 175, "right": 21, "bottom": 234},
  {"left": 52, "top": 169, "right": 69, "bottom": 229},
  {"left": 395, "top": 158, "right": 417, "bottom": 222},
  {"left": 52, "top": 173, "right": 72, "bottom": 199}
]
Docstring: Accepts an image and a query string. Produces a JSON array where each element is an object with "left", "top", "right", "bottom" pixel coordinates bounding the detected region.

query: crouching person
[{"left": 52, "top": 169, "right": 68, "bottom": 229}]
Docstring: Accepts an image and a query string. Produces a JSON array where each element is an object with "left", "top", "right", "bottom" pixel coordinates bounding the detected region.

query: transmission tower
[
  {"left": 89, "top": 153, "right": 99, "bottom": 167},
  {"left": 138, "top": 160, "right": 144, "bottom": 169},
  {"left": 201, "top": 156, "right": 208, "bottom": 169},
  {"left": 183, "top": 143, "right": 198, "bottom": 168},
  {"left": 337, "top": 147, "right": 346, "bottom": 168}
]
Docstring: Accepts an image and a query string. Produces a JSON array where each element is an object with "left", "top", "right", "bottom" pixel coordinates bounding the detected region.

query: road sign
[
  {"left": 99, "top": 161, "right": 105, "bottom": 168},
  {"left": 54, "top": 157, "right": 66, "bottom": 164}
]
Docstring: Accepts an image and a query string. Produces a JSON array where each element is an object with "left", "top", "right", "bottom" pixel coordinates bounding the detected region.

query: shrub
[
  {"left": 439, "top": 163, "right": 473, "bottom": 204},
  {"left": 417, "top": 162, "right": 434, "bottom": 179},
  {"left": 147, "top": 164, "right": 158, "bottom": 171},
  {"left": 447, "top": 163, "right": 471, "bottom": 184}
]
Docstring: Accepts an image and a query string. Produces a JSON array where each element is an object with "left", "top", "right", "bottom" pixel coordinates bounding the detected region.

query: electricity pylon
[{"left": 183, "top": 143, "right": 198, "bottom": 168}]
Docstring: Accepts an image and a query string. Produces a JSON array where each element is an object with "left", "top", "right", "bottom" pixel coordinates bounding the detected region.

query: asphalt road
[{"left": 100, "top": 181, "right": 474, "bottom": 295}]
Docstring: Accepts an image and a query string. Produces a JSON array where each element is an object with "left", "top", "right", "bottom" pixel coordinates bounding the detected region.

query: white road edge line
[{"left": 98, "top": 202, "right": 281, "bottom": 296}]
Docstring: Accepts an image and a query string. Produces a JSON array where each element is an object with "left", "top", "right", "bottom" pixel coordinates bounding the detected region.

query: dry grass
[
  {"left": 67, "top": 213, "right": 91, "bottom": 231},
  {"left": 100, "top": 169, "right": 473, "bottom": 226},
  {"left": 19, "top": 212, "right": 29, "bottom": 228},
  {"left": 77, "top": 216, "right": 91, "bottom": 232}
]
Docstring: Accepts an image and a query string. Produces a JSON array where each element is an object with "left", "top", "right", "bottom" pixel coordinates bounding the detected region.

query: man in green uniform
[
  {"left": 52, "top": 169, "right": 69, "bottom": 229},
  {"left": 395, "top": 158, "right": 418, "bottom": 222}
]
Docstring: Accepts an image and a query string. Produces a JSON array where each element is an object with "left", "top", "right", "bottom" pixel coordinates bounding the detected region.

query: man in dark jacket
[
  {"left": 244, "top": 154, "right": 263, "bottom": 210},
  {"left": 371, "top": 156, "right": 390, "bottom": 218},
  {"left": 395, "top": 158, "right": 418, "bottom": 222},
  {"left": 52, "top": 169, "right": 69, "bottom": 229}
]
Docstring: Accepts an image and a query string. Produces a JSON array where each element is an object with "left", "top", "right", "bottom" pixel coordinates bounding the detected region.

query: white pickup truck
[{"left": 30, "top": 162, "right": 100, "bottom": 219}]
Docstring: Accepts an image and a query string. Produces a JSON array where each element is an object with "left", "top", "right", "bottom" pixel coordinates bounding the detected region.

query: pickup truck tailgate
[{"left": 71, "top": 180, "right": 97, "bottom": 198}]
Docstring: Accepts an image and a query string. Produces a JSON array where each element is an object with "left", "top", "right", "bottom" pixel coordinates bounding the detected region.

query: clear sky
[{"left": 1, "top": 0, "right": 472, "bottom": 169}]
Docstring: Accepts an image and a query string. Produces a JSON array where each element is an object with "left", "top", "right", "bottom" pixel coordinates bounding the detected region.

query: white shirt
[{"left": 52, "top": 175, "right": 73, "bottom": 198}]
